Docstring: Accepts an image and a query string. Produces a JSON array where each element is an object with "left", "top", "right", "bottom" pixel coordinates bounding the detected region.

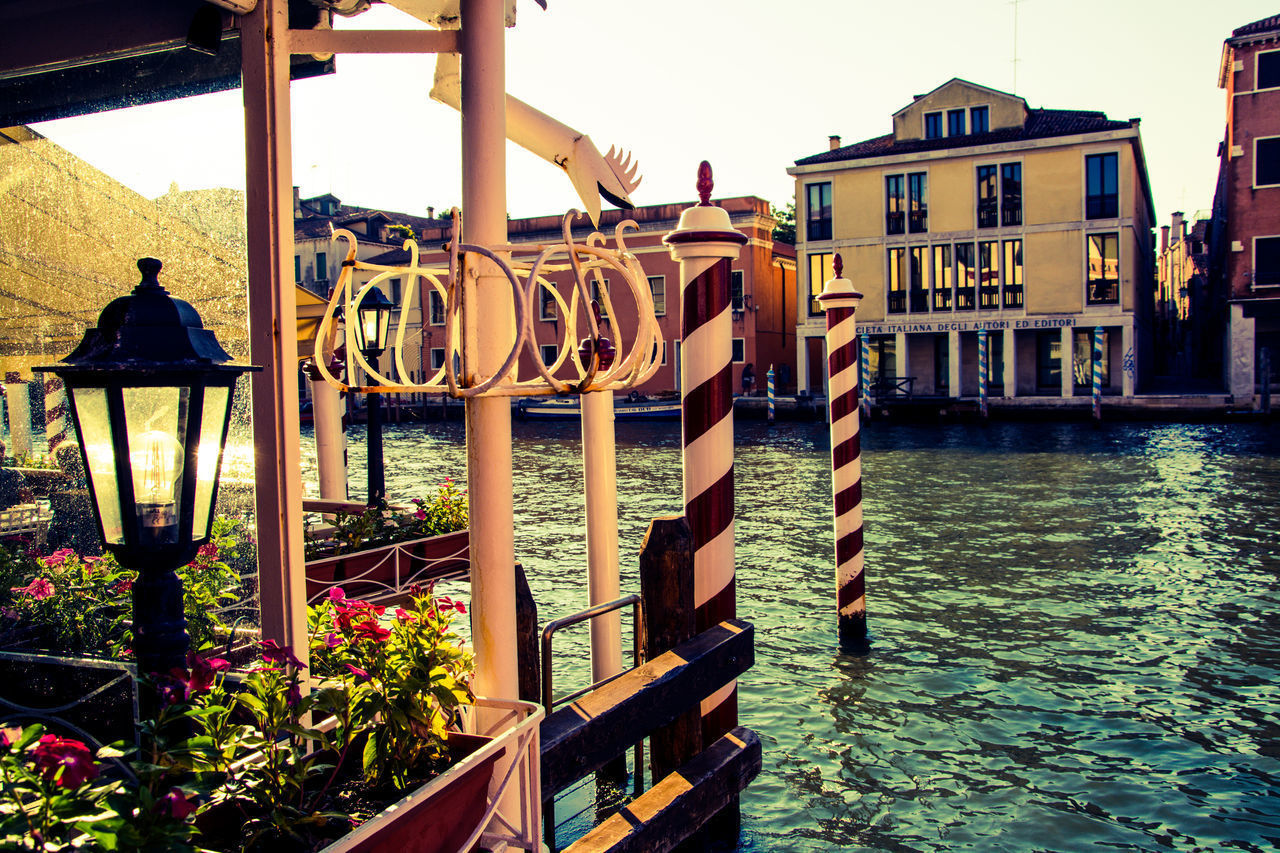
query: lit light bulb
[{"left": 131, "top": 429, "right": 182, "bottom": 541}]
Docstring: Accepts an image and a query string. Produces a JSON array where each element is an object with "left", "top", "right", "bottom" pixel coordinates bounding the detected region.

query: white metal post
[
  {"left": 460, "top": 0, "right": 518, "bottom": 709},
  {"left": 3, "top": 377, "right": 31, "bottom": 459},
  {"left": 581, "top": 391, "right": 622, "bottom": 682},
  {"left": 307, "top": 363, "right": 348, "bottom": 501}
]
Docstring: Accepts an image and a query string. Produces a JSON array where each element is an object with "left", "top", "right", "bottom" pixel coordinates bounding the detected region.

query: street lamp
[
  {"left": 353, "top": 285, "right": 393, "bottom": 506},
  {"left": 39, "top": 258, "right": 258, "bottom": 674}
]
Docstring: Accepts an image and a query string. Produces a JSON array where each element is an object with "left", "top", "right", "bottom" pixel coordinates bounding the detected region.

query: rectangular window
[
  {"left": 935, "top": 336, "right": 949, "bottom": 390},
  {"left": 970, "top": 106, "right": 989, "bottom": 134},
  {"left": 1086, "top": 153, "right": 1119, "bottom": 219},
  {"left": 1002, "top": 239, "right": 1024, "bottom": 308},
  {"left": 731, "top": 270, "right": 745, "bottom": 312},
  {"left": 429, "top": 290, "right": 445, "bottom": 325},
  {"left": 885, "top": 174, "right": 905, "bottom": 234},
  {"left": 932, "top": 244, "right": 952, "bottom": 310},
  {"left": 430, "top": 347, "right": 446, "bottom": 370},
  {"left": 540, "top": 343, "right": 558, "bottom": 366},
  {"left": 978, "top": 241, "right": 998, "bottom": 308},
  {"left": 1001, "top": 163, "right": 1022, "bottom": 226},
  {"left": 955, "top": 243, "right": 976, "bottom": 310},
  {"left": 977, "top": 165, "right": 998, "bottom": 228},
  {"left": 1087, "top": 233, "right": 1120, "bottom": 304},
  {"left": 539, "top": 284, "right": 557, "bottom": 321},
  {"left": 648, "top": 275, "right": 666, "bottom": 316},
  {"left": 1258, "top": 50, "right": 1280, "bottom": 90},
  {"left": 315, "top": 251, "right": 327, "bottom": 282},
  {"left": 389, "top": 277, "right": 401, "bottom": 305},
  {"left": 887, "top": 247, "right": 906, "bottom": 314},
  {"left": 1036, "top": 331, "right": 1062, "bottom": 391},
  {"left": 989, "top": 331, "right": 1005, "bottom": 388},
  {"left": 652, "top": 340, "right": 667, "bottom": 365},
  {"left": 732, "top": 338, "right": 745, "bottom": 363},
  {"left": 1256, "top": 137, "right": 1280, "bottom": 187},
  {"left": 806, "top": 182, "right": 833, "bottom": 241},
  {"left": 1256, "top": 236, "right": 1280, "bottom": 286},
  {"left": 908, "top": 172, "right": 928, "bottom": 233},
  {"left": 808, "top": 252, "right": 833, "bottom": 316},
  {"left": 1073, "top": 329, "right": 1109, "bottom": 389},
  {"left": 909, "top": 246, "right": 928, "bottom": 312},
  {"left": 294, "top": 255, "right": 301, "bottom": 283},
  {"left": 947, "top": 108, "right": 966, "bottom": 137},
  {"left": 868, "top": 336, "right": 896, "bottom": 381},
  {"left": 925, "top": 111, "right": 942, "bottom": 139}
]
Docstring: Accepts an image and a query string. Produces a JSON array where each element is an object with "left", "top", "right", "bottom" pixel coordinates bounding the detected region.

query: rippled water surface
[{"left": 310, "top": 418, "right": 1280, "bottom": 852}]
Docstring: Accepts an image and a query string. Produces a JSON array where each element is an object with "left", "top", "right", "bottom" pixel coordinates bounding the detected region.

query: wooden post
[
  {"left": 1261, "top": 347, "right": 1272, "bottom": 416},
  {"left": 515, "top": 562, "right": 540, "bottom": 705},
  {"left": 639, "top": 515, "right": 700, "bottom": 781}
]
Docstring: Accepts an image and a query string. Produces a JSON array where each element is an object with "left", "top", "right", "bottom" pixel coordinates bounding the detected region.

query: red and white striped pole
[
  {"left": 3, "top": 373, "right": 32, "bottom": 460},
  {"left": 663, "top": 161, "right": 747, "bottom": 740},
  {"left": 818, "top": 255, "right": 868, "bottom": 652},
  {"left": 43, "top": 373, "right": 70, "bottom": 456}
]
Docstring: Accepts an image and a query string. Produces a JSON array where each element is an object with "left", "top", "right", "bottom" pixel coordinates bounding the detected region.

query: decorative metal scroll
[{"left": 311, "top": 211, "right": 662, "bottom": 398}]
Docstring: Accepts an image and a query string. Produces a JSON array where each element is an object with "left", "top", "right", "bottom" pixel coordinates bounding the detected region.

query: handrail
[{"left": 540, "top": 593, "right": 643, "bottom": 712}]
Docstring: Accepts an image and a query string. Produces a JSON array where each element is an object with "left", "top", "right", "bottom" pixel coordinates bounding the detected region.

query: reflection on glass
[{"left": 68, "top": 386, "right": 123, "bottom": 544}]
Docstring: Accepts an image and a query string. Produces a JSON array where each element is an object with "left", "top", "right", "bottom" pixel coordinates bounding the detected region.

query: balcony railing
[
  {"left": 933, "top": 288, "right": 952, "bottom": 310},
  {"left": 955, "top": 287, "right": 975, "bottom": 310},
  {"left": 1086, "top": 196, "right": 1118, "bottom": 219},
  {"left": 909, "top": 289, "right": 929, "bottom": 312},
  {"left": 1002, "top": 285, "right": 1024, "bottom": 308},
  {"left": 887, "top": 291, "right": 906, "bottom": 314},
  {"left": 908, "top": 210, "right": 928, "bottom": 233},
  {"left": 885, "top": 212, "right": 904, "bottom": 235},
  {"left": 979, "top": 285, "right": 1000, "bottom": 309},
  {"left": 1088, "top": 279, "right": 1119, "bottom": 304},
  {"left": 977, "top": 203, "right": 998, "bottom": 229},
  {"left": 1001, "top": 206, "right": 1022, "bottom": 227}
]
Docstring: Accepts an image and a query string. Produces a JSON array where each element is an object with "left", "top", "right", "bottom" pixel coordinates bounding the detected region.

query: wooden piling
[
  {"left": 515, "top": 562, "right": 540, "bottom": 705},
  {"left": 639, "top": 515, "right": 701, "bottom": 780}
]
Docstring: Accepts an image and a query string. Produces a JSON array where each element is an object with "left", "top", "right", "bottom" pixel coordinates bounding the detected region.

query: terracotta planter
[{"left": 305, "top": 530, "right": 469, "bottom": 604}]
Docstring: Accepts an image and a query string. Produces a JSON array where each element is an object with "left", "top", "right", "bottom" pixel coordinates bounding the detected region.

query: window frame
[
  {"left": 1001, "top": 239, "right": 1024, "bottom": 308},
  {"left": 429, "top": 347, "right": 446, "bottom": 370},
  {"left": 907, "top": 171, "right": 928, "bottom": 234},
  {"left": 1085, "top": 152, "right": 1119, "bottom": 220},
  {"left": 909, "top": 246, "right": 928, "bottom": 312},
  {"left": 955, "top": 242, "right": 976, "bottom": 310},
  {"left": 932, "top": 244, "right": 953, "bottom": 311},
  {"left": 947, "top": 108, "right": 966, "bottom": 137},
  {"left": 1254, "top": 136, "right": 1280, "bottom": 188},
  {"left": 885, "top": 174, "right": 905, "bottom": 235},
  {"left": 1000, "top": 162, "right": 1022, "bottom": 227},
  {"left": 808, "top": 252, "right": 833, "bottom": 317},
  {"left": 591, "top": 277, "right": 610, "bottom": 319},
  {"left": 805, "top": 182, "right": 833, "bottom": 242},
  {"left": 1257, "top": 48, "right": 1280, "bottom": 91},
  {"left": 978, "top": 240, "right": 998, "bottom": 309},
  {"left": 887, "top": 247, "right": 906, "bottom": 314},
  {"left": 648, "top": 275, "right": 666, "bottom": 316},
  {"left": 538, "top": 283, "right": 557, "bottom": 321},
  {"left": 730, "top": 270, "right": 745, "bottom": 312},
  {"left": 1072, "top": 329, "right": 1109, "bottom": 389},
  {"left": 731, "top": 337, "right": 746, "bottom": 364},
  {"left": 1086, "top": 232, "right": 1120, "bottom": 305},
  {"left": 1254, "top": 235, "right": 1280, "bottom": 287},
  {"left": 539, "top": 343, "right": 558, "bottom": 366},
  {"left": 977, "top": 165, "right": 998, "bottom": 228},
  {"left": 970, "top": 105, "right": 989, "bottom": 134},
  {"left": 429, "top": 290, "right": 446, "bottom": 326},
  {"left": 924, "top": 111, "right": 943, "bottom": 139}
]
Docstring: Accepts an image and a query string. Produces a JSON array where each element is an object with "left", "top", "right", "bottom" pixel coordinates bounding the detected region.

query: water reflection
[{"left": 303, "top": 418, "right": 1280, "bottom": 851}]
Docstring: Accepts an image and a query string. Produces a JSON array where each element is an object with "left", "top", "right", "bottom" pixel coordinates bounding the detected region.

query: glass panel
[
  {"left": 1260, "top": 51, "right": 1280, "bottom": 89},
  {"left": 978, "top": 241, "right": 998, "bottom": 308},
  {"left": 806, "top": 183, "right": 832, "bottom": 241},
  {"left": 910, "top": 247, "right": 928, "bottom": 312},
  {"left": 1257, "top": 237, "right": 1280, "bottom": 286},
  {"left": 1257, "top": 138, "right": 1280, "bottom": 187},
  {"left": 193, "top": 385, "right": 231, "bottom": 541},
  {"left": 648, "top": 276, "right": 666, "bottom": 315},
  {"left": 956, "top": 243, "right": 976, "bottom": 310},
  {"left": 1001, "top": 163, "right": 1022, "bottom": 226},
  {"left": 808, "top": 252, "right": 833, "bottom": 315},
  {"left": 885, "top": 175, "right": 904, "bottom": 234},
  {"left": 933, "top": 245, "right": 952, "bottom": 310},
  {"left": 1037, "top": 332, "right": 1062, "bottom": 390},
  {"left": 1002, "top": 239, "right": 1024, "bottom": 308},
  {"left": 908, "top": 173, "right": 928, "bottom": 233},
  {"left": 1086, "top": 153, "right": 1118, "bottom": 219},
  {"left": 947, "top": 109, "right": 966, "bottom": 136},
  {"left": 887, "top": 248, "right": 906, "bottom": 314},
  {"left": 977, "top": 166, "right": 998, "bottom": 228},
  {"left": 971, "top": 106, "right": 989, "bottom": 134},
  {"left": 122, "top": 385, "right": 190, "bottom": 546},
  {"left": 69, "top": 386, "right": 124, "bottom": 545},
  {"left": 935, "top": 336, "right": 949, "bottom": 390},
  {"left": 1088, "top": 233, "right": 1119, "bottom": 304},
  {"left": 925, "top": 112, "right": 942, "bottom": 139},
  {"left": 990, "top": 332, "right": 1005, "bottom": 387}
]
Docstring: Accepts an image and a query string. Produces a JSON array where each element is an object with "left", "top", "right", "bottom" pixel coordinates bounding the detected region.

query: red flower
[
  {"left": 344, "top": 663, "right": 370, "bottom": 681},
  {"left": 352, "top": 619, "right": 391, "bottom": 644},
  {"left": 157, "top": 787, "right": 196, "bottom": 820},
  {"left": 196, "top": 542, "right": 219, "bottom": 560},
  {"left": 394, "top": 607, "right": 415, "bottom": 623},
  {"left": 113, "top": 578, "right": 133, "bottom": 595},
  {"left": 40, "top": 548, "right": 75, "bottom": 568},
  {"left": 15, "top": 577, "right": 54, "bottom": 600},
  {"left": 413, "top": 507, "right": 427, "bottom": 520},
  {"left": 439, "top": 596, "right": 466, "bottom": 615},
  {"left": 328, "top": 586, "right": 347, "bottom": 603},
  {"left": 31, "top": 735, "right": 99, "bottom": 788},
  {"left": 259, "top": 640, "right": 306, "bottom": 670},
  {"left": 176, "top": 652, "right": 230, "bottom": 698}
]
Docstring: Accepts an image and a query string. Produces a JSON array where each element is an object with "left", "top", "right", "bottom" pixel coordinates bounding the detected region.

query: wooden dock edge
[{"left": 563, "top": 726, "right": 763, "bottom": 853}]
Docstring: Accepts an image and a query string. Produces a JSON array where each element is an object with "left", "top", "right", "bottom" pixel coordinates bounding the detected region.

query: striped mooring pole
[
  {"left": 766, "top": 364, "right": 775, "bottom": 424},
  {"left": 3, "top": 373, "right": 32, "bottom": 460},
  {"left": 1092, "top": 326, "right": 1104, "bottom": 422},
  {"left": 978, "top": 328, "right": 990, "bottom": 420},
  {"left": 859, "top": 332, "right": 872, "bottom": 418},
  {"left": 43, "top": 373, "right": 70, "bottom": 455},
  {"left": 664, "top": 161, "right": 747, "bottom": 740},
  {"left": 818, "top": 254, "right": 868, "bottom": 653}
]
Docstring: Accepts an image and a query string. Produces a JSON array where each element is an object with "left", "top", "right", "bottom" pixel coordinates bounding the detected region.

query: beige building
[{"left": 788, "top": 79, "right": 1156, "bottom": 402}]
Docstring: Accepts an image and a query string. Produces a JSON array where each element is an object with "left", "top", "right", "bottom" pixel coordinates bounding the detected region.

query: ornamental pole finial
[
  {"left": 696, "top": 161, "right": 714, "bottom": 206},
  {"left": 834, "top": 254, "right": 843, "bottom": 278}
]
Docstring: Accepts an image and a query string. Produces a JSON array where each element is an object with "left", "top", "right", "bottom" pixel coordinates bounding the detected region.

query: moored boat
[{"left": 517, "top": 394, "right": 681, "bottom": 420}]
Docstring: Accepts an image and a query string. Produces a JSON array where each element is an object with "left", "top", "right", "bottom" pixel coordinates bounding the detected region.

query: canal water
[{"left": 306, "top": 417, "right": 1280, "bottom": 852}]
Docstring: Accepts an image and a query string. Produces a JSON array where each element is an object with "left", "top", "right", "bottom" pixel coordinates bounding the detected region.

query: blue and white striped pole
[
  {"left": 859, "top": 333, "right": 871, "bottom": 418},
  {"left": 766, "top": 364, "right": 775, "bottom": 424},
  {"left": 1092, "top": 326, "right": 1103, "bottom": 422},
  {"left": 977, "top": 328, "right": 989, "bottom": 420}
]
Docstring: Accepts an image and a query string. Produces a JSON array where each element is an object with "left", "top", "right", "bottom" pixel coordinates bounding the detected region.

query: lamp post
[
  {"left": 353, "top": 286, "right": 393, "bottom": 506},
  {"left": 39, "top": 258, "right": 258, "bottom": 675}
]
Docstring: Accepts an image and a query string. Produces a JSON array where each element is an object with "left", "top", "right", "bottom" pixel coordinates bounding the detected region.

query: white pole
[
  {"left": 3, "top": 377, "right": 32, "bottom": 460},
  {"left": 307, "top": 362, "right": 348, "bottom": 501},
  {"left": 460, "top": 0, "right": 518, "bottom": 707},
  {"left": 581, "top": 390, "right": 622, "bottom": 682}
]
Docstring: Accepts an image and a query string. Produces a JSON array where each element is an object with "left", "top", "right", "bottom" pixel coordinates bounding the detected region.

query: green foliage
[
  {"left": 0, "top": 454, "right": 57, "bottom": 470},
  {"left": 305, "top": 479, "right": 468, "bottom": 559},
  {"left": 771, "top": 199, "right": 796, "bottom": 245}
]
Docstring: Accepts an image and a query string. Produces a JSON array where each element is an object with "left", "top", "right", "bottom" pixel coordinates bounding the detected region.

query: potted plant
[
  {"left": 0, "top": 584, "right": 541, "bottom": 852},
  {"left": 304, "top": 480, "right": 469, "bottom": 604}
]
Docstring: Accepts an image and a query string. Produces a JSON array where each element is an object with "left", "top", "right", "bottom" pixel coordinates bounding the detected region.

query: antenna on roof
[{"left": 1010, "top": 0, "right": 1027, "bottom": 94}]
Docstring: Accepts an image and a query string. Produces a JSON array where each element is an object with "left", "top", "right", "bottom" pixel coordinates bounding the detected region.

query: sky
[{"left": 34, "top": 0, "right": 1280, "bottom": 230}]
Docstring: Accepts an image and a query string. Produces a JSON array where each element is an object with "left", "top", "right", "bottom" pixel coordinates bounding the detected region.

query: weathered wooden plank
[
  {"left": 639, "top": 515, "right": 701, "bottom": 781},
  {"left": 564, "top": 727, "right": 763, "bottom": 853},
  {"left": 541, "top": 619, "right": 753, "bottom": 798},
  {"left": 515, "top": 562, "right": 540, "bottom": 705}
]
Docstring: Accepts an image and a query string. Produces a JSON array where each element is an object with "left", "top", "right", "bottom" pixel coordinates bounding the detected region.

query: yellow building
[{"left": 788, "top": 79, "right": 1156, "bottom": 402}]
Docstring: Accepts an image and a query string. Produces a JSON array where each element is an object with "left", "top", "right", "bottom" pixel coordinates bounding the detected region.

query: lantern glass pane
[
  {"left": 193, "top": 385, "right": 231, "bottom": 540},
  {"left": 122, "top": 386, "right": 190, "bottom": 546},
  {"left": 68, "top": 386, "right": 124, "bottom": 544}
]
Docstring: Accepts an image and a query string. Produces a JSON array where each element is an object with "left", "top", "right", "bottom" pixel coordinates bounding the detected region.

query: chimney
[
  {"left": 1160, "top": 225, "right": 1169, "bottom": 253},
  {"left": 293, "top": 186, "right": 302, "bottom": 218},
  {"left": 427, "top": 206, "right": 435, "bottom": 219},
  {"left": 1171, "top": 211, "right": 1185, "bottom": 242},
  {"left": 828, "top": 135, "right": 841, "bottom": 151}
]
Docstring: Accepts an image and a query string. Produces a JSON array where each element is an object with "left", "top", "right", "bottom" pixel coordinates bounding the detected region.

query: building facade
[
  {"left": 296, "top": 194, "right": 795, "bottom": 401},
  {"left": 788, "top": 79, "right": 1156, "bottom": 403},
  {"left": 1211, "top": 15, "right": 1280, "bottom": 400},
  {"left": 1155, "top": 211, "right": 1218, "bottom": 381}
]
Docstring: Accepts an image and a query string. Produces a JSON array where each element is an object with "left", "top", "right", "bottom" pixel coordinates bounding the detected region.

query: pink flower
[
  {"left": 414, "top": 507, "right": 426, "bottom": 520},
  {"left": 40, "top": 548, "right": 75, "bottom": 568},
  {"left": 324, "top": 632, "right": 341, "bottom": 649},
  {"left": 31, "top": 735, "right": 98, "bottom": 788},
  {"left": 176, "top": 652, "right": 230, "bottom": 698},
  {"left": 1, "top": 726, "right": 23, "bottom": 748},
  {"left": 439, "top": 596, "right": 466, "bottom": 615},
  {"left": 328, "top": 587, "right": 347, "bottom": 603},
  {"left": 352, "top": 620, "right": 391, "bottom": 644},
  {"left": 197, "top": 542, "right": 219, "bottom": 560},
  {"left": 344, "top": 663, "right": 370, "bottom": 681},
  {"left": 394, "top": 607, "right": 414, "bottom": 623},
  {"left": 259, "top": 640, "right": 306, "bottom": 670},
  {"left": 156, "top": 787, "right": 196, "bottom": 820},
  {"left": 16, "top": 577, "right": 54, "bottom": 600}
]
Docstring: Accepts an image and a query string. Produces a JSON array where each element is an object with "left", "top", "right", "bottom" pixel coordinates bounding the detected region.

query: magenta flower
[
  {"left": 197, "top": 542, "right": 219, "bottom": 560},
  {"left": 156, "top": 787, "right": 196, "bottom": 820},
  {"left": 259, "top": 639, "right": 306, "bottom": 670},
  {"left": 176, "top": 652, "right": 230, "bottom": 698},
  {"left": 324, "top": 632, "right": 341, "bottom": 649},
  {"left": 328, "top": 587, "right": 347, "bottom": 603},
  {"left": 352, "top": 620, "right": 391, "bottom": 644},
  {"left": 16, "top": 577, "right": 54, "bottom": 600},
  {"left": 40, "top": 548, "right": 75, "bottom": 568},
  {"left": 287, "top": 683, "right": 302, "bottom": 707},
  {"left": 344, "top": 663, "right": 370, "bottom": 681},
  {"left": 414, "top": 507, "right": 427, "bottom": 520},
  {"left": 438, "top": 596, "right": 466, "bottom": 615},
  {"left": 31, "top": 735, "right": 99, "bottom": 788},
  {"left": 394, "top": 607, "right": 414, "bottom": 623}
]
